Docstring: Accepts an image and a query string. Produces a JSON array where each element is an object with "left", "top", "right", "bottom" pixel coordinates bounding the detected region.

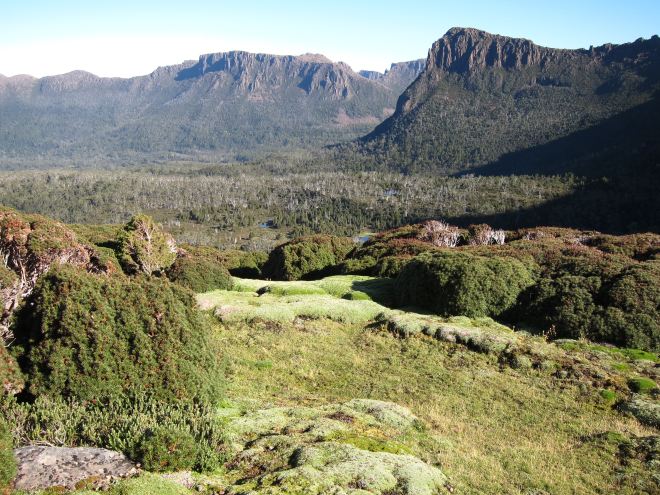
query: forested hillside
[{"left": 346, "top": 27, "right": 660, "bottom": 177}]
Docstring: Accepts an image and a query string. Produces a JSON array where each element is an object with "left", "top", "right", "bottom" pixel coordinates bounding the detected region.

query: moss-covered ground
[
  {"left": 196, "top": 276, "right": 659, "bottom": 494},
  {"left": 16, "top": 275, "right": 660, "bottom": 494}
]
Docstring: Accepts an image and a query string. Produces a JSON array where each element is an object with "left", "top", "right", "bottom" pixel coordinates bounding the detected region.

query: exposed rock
[
  {"left": 620, "top": 396, "right": 660, "bottom": 428},
  {"left": 429, "top": 27, "right": 566, "bottom": 74},
  {"left": 13, "top": 446, "right": 138, "bottom": 491}
]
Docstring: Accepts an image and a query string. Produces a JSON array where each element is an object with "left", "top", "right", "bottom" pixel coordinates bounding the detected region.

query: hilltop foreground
[{"left": 0, "top": 209, "right": 658, "bottom": 494}]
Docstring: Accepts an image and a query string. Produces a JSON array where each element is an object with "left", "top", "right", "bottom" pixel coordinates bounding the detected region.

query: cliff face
[
  {"left": 359, "top": 28, "right": 660, "bottom": 175},
  {"left": 429, "top": 28, "right": 560, "bottom": 73},
  {"left": 176, "top": 51, "right": 362, "bottom": 99}
]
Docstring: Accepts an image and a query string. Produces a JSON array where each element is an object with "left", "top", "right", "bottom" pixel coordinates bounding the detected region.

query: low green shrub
[
  {"left": 167, "top": 254, "right": 233, "bottom": 292},
  {"left": 0, "top": 418, "right": 16, "bottom": 490},
  {"left": 262, "top": 235, "right": 354, "bottom": 281},
  {"left": 600, "top": 389, "right": 617, "bottom": 405},
  {"left": 13, "top": 266, "right": 223, "bottom": 404},
  {"left": 0, "top": 393, "right": 226, "bottom": 473},
  {"left": 219, "top": 249, "right": 268, "bottom": 278},
  {"left": 394, "top": 251, "right": 535, "bottom": 318},
  {"left": 0, "top": 345, "right": 24, "bottom": 396},
  {"left": 627, "top": 377, "right": 657, "bottom": 394},
  {"left": 519, "top": 275, "right": 600, "bottom": 340},
  {"left": 0, "top": 363, "right": 226, "bottom": 474},
  {"left": 0, "top": 265, "right": 17, "bottom": 290},
  {"left": 138, "top": 426, "right": 198, "bottom": 472}
]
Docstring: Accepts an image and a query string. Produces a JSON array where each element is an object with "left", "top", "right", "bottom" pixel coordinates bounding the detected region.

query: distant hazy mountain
[
  {"left": 358, "top": 59, "right": 425, "bottom": 95},
  {"left": 0, "top": 51, "right": 422, "bottom": 166},
  {"left": 349, "top": 27, "right": 660, "bottom": 176}
]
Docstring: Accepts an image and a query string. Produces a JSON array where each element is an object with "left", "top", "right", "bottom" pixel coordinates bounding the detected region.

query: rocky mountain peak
[{"left": 429, "top": 27, "right": 557, "bottom": 73}]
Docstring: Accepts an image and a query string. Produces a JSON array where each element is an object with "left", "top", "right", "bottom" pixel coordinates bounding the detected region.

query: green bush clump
[
  {"left": 138, "top": 426, "right": 198, "bottom": 472},
  {"left": 262, "top": 235, "right": 354, "bottom": 281},
  {"left": 342, "top": 237, "right": 437, "bottom": 277},
  {"left": 394, "top": 251, "right": 535, "bottom": 318},
  {"left": 511, "top": 245, "right": 659, "bottom": 350},
  {"left": 0, "top": 345, "right": 24, "bottom": 396},
  {"left": 0, "top": 418, "right": 16, "bottom": 490},
  {"left": 217, "top": 249, "right": 268, "bottom": 278},
  {"left": 521, "top": 275, "right": 601, "bottom": 340},
  {"left": 1, "top": 393, "right": 226, "bottom": 473},
  {"left": 627, "top": 377, "right": 657, "bottom": 394},
  {"left": 167, "top": 254, "right": 233, "bottom": 292},
  {"left": 13, "top": 266, "right": 223, "bottom": 404},
  {"left": 175, "top": 245, "right": 267, "bottom": 279},
  {"left": 600, "top": 389, "right": 617, "bottom": 404},
  {"left": 0, "top": 265, "right": 17, "bottom": 290}
]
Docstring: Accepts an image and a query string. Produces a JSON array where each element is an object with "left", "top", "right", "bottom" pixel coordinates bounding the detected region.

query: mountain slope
[
  {"left": 0, "top": 52, "right": 421, "bottom": 166},
  {"left": 350, "top": 28, "right": 660, "bottom": 176}
]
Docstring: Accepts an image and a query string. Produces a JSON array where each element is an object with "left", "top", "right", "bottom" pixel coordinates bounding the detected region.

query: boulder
[{"left": 13, "top": 446, "right": 138, "bottom": 491}]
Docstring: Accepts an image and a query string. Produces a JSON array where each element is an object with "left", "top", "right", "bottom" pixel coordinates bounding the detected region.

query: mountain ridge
[{"left": 0, "top": 50, "right": 424, "bottom": 165}]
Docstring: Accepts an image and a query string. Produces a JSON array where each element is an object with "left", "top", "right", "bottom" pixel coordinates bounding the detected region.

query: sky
[{"left": 1, "top": 0, "right": 658, "bottom": 78}]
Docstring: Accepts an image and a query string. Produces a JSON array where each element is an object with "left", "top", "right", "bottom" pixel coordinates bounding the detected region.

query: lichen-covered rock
[
  {"left": 224, "top": 400, "right": 448, "bottom": 494},
  {"left": 620, "top": 396, "right": 660, "bottom": 428},
  {"left": 13, "top": 446, "right": 138, "bottom": 491},
  {"left": 253, "top": 442, "right": 447, "bottom": 495},
  {"left": 340, "top": 399, "right": 420, "bottom": 430}
]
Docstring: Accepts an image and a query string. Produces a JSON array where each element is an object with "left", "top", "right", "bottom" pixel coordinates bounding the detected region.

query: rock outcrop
[{"left": 13, "top": 446, "right": 138, "bottom": 491}]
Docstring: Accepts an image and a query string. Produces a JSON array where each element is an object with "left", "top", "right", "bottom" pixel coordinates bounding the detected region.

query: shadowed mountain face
[
  {"left": 0, "top": 51, "right": 422, "bottom": 166},
  {"left": 353, "top": 27, "right": 660, "bottom": 176}
]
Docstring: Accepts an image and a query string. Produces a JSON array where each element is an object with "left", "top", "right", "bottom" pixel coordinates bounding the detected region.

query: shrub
[
  {"left": 520, "top": 275, "right": 600, "bottom": 340},
  {"left": 167, "top": 254, "right": 233, "bottom": 293},
  {"left": 117, "top": 214, "right": 177, "bottom": 275},
  {"left": 0, "top": 345, "right": 23, "bottom": 396},
  {"left": 394, "top": 251, "right": 535, "bottom": 318},
  {"left": 342, "top": 238, "right": 437, "bottom": 277},
  {"left": 0, "top": 393, "right": 226, "bottom": 473},
  {"left": 262, "top": 235, "right": 354, "bottom": 281},
  {"left": 217, "top": 249, "right": 268, "bottom": 278},
  {"left": 176, "top": 245, "right": 267, "bottom": 279},
  {"left": 0, "top": 207, "right": 102, "bottom": 341},
  {"left": 0, "top": 418, "right": 16, "bottom": 490},
  {"left": 628, "top": 377, "right": 657, "bottom": 394},
  {"left": 13, "top": 266, "right": 223, "bottom": 404},
  {"left": 599, "top": 263, "right": 659, "bottom": 350},
  {"left": 137, "top": 426, "right": 198, "bottom": 472}
]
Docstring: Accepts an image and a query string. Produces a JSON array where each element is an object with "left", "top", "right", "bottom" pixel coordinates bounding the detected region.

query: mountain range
[
  {"left": 0, "top": 27, "right": 659, "bottom": 184},
  {"left": 0, "top": 52, "right": 424, "bottom": 166}
]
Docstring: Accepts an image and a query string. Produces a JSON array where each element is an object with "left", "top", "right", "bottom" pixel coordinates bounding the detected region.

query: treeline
[{"left": 0, "top": 166, "right": 580, "bottom": 248}]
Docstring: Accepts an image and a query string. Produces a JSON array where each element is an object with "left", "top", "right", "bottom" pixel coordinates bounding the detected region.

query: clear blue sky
[{"left": 1, "top": 0, "right": 658, "bottom": 77}]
